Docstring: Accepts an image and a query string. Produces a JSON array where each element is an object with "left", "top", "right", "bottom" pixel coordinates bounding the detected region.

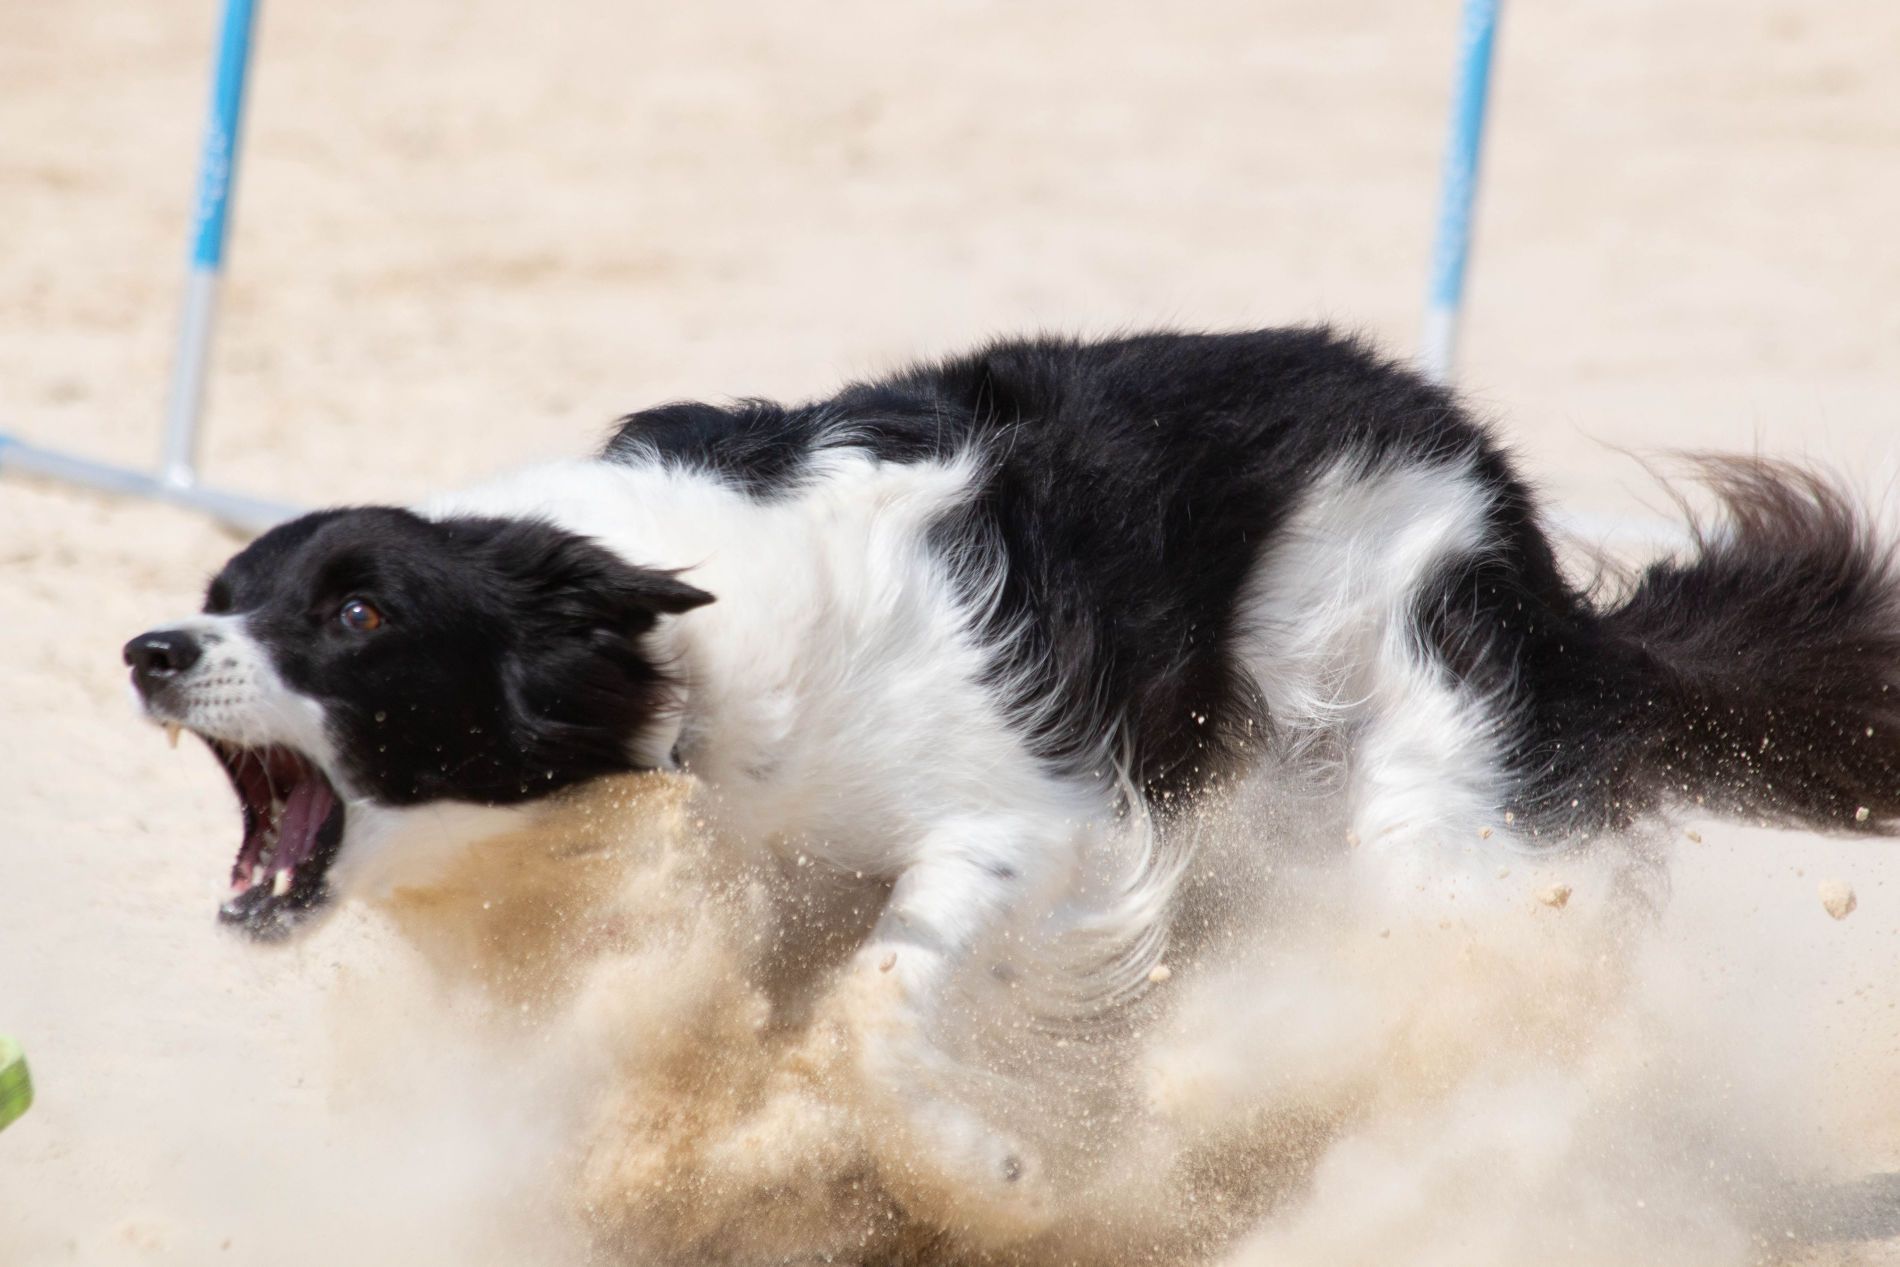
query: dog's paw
[
  {"left": 864, "top": 1070, "right": 1056, "bottom": 1242},
  {"left": 841, "top": 943, "right": 1057, "bottom": 1240}
]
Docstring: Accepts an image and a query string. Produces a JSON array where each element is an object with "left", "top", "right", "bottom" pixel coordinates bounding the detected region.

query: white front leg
[{"left": 847, "top": 816, "right": 1066, "bottom": 1236}]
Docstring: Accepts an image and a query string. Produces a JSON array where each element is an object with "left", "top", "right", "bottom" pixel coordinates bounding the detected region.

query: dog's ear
[
  {"left": 618, "top": 569, "right": 717, "bottom": 618},
  {"left": 423, "top": 516, "right": 713, "bottom": 785},
  {"left": 447, "top": 516, "right": 715, "bottom": 636},
  {"left": 579, "top": 556, "right": 715, "bottom": 635}
]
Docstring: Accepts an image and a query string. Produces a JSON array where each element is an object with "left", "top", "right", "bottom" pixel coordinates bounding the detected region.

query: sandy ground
[{"left": 1, "top": 1, "right": 1898, "bottom": 1262}]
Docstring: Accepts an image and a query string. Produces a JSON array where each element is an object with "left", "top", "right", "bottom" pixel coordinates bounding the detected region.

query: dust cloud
[{"left": 215, "top": 768, "right": 1900, "bottom": 1267}]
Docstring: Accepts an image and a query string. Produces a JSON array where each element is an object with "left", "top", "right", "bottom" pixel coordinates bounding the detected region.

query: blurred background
[
  {"left": 6, "top": 0, "right": 1896, "bottom": 509},
  {"left": 2, "top": 1, "right": 1897, "bottom": 1262}
]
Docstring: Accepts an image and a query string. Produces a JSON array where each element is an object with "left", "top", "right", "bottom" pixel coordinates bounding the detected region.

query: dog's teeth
[
  {"left": 272, "top": 869, "right": 292, "bottom": 897},
  {"left": 165, "top": 723, "right": 182, "bottom": 749},
  {"left": 251, "top": 864, "right": 265, "bottom": 885}
]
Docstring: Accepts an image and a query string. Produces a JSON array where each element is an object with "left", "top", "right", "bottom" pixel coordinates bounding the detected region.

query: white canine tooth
[
  {"left": 272, "top": 869, "right": 292, "bottom": 898},
  {"left": 251, "top": 864, "right": 264, "bottom": 885},
  {"left": 165, "top": 723, "right": 182, "bottom": 749}
]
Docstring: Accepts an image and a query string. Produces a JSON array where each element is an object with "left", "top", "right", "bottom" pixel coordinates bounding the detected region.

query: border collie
[{"left": 124, "top": 328, "right": 1900, "bottom": 1198}]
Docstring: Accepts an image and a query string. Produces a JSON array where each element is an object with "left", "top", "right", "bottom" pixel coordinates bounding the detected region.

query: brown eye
[{"left": 339, "top": 599, "right": 383, "bottom": 632}]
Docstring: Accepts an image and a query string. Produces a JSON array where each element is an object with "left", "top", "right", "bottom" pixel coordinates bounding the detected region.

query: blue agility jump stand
[
  {"left": 0, "top": 0, "right": 296, "bottom": 533},
  {"left": 1420, "top": 0, "right": 1501, "bottom": 385},
  {"left": 1416, "top": 1, "right": 1679, "bottom": 547}
]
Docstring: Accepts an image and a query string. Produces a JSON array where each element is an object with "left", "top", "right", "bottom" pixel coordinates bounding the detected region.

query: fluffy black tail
[{"left": 1546, "top": 458, "right": 1900, "bottom": 834}]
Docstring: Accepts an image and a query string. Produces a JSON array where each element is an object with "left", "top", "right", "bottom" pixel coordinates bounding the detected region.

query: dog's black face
[
  {"left": 211, "top": 509, "right": 716, "bottom": 804},
  {"left": 124, "top": 508, "right": 713, "bottom": 940}
]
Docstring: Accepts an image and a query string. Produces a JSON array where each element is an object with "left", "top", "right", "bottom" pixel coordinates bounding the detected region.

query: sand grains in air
[
  {"left": 1535, "top": 883, "right": 1573, "bottom": 910},
  {"left": 1818, "top": 879, "right": 1858, "bottom": 921}
]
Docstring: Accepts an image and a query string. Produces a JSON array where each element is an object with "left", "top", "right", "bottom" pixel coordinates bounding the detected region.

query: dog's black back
[{"left": 611, "top": 328, "right": 1900, "bottom": 835}]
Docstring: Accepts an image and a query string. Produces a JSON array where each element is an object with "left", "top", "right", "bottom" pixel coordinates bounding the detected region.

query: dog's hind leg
[
  {"left": 1240, "top": 457, "right": 1516, "bottom": 896},
  {"left": 1340, "top": 652, "right": 1515, "bottom": 899}
]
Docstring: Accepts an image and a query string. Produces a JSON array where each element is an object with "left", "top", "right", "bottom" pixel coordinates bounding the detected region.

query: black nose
[{"left": 124, "top": 630, "right": 203, "bottom": 693}]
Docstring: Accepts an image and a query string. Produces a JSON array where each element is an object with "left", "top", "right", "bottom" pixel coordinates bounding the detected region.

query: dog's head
[{"left": 124, "top": 507, "right": 713, "bottom": 941}]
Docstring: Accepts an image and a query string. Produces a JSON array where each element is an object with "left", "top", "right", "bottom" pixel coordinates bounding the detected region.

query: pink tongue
[{"left": 274, "top": 775, "right": 337, "bottom": 870}]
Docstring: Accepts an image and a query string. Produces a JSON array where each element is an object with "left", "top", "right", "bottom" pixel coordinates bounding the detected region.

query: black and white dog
[{"left": 125, "top": 328, "right": 1900, "bottom": 1193}]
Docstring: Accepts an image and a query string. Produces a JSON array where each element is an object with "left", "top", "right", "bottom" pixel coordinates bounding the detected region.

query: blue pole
[
  {"left": 1420, "top": 0, "right": 1500, "bottom": 385},
  {"left": 161, "top": 0, "right": 259, "bottom": 487},
  {"left": 0, "top": 0, "right": 297, "bottom": 532}
]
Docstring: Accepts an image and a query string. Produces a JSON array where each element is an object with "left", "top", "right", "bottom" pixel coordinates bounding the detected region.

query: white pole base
[
  {"left": 0, "top": 433, "right": 297, "bottom": 534},
  {"left": 1419, "top": 304, "right": 1459, "bottom": 386}
]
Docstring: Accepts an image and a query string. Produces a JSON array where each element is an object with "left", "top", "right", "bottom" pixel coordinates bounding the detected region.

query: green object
[{"left": 0, "top": 1036, "right": 32, "bottom": 1131}]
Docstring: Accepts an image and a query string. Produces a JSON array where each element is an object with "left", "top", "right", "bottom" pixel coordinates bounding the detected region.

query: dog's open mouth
[{"left": 206, "top": 740, "right": 345, "bottom": 941}]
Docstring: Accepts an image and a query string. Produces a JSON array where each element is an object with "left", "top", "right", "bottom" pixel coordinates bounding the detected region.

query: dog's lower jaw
[{"left": 220, "top": 878, "right": 338, "bottom": 942}]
